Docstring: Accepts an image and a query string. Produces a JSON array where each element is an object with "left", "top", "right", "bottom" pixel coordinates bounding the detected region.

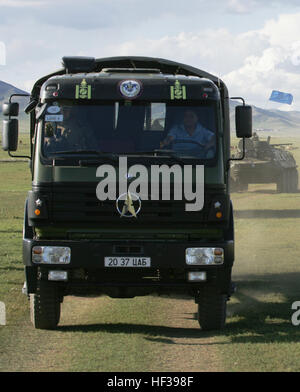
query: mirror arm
[
  {"left": 8, "top": 93, "right": 30, "bottom": 105},
  {"left": 230, "top": 96, "right": 245, "bottom": 106},
  {"left": 8, "top": 151, "right": 31, "bottom": 160}
]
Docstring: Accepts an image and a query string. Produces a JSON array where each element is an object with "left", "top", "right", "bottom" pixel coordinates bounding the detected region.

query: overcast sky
[{"left": 1, "top": 0, "right": 300, "bottom": 110}]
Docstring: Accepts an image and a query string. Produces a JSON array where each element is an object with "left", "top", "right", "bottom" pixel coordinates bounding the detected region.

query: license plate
[{"left": 104, "top": 257, "right": 151, "bottom": 267}]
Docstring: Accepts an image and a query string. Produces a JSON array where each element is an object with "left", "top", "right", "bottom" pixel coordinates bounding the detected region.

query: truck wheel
[
  {"left": 290, "top": 168, "right": 298, "bottom": 192},
  {"left": 230, "top": 177, "right": 238, "bottom": 192},
  {"left": 239, "top": 181, "right": 248, "bottom": 192},
  {"left": 286, "top": 169, "right": 293, "bottom": 193},
  {"left": 282, "top": 169, "right": 297, "bottom": 193},
  {"left": 277, "top": 170, "right": 289, "bottom": 193},
  {"left": 276, "top": 174, "right": 283, "bottom": 193},
  {"left": 196, "top": 289, "right": 227, "bottom": 331},
  {"left": 30, "top": 281, "right": 61, "bottom": 330},
  {"left": 231, "top": 177, "right": 247, "bottom": 192}
]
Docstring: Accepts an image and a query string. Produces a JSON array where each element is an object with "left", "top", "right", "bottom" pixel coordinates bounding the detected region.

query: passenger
[
  {"left": 252, "top": 132, "right": 259, "bottom": 141},
  {"left": 60, "top": 106, "right": 97, "bottom": 151},
  {"left": 44, "top": 123, "right": 67, "bottom": 153}
]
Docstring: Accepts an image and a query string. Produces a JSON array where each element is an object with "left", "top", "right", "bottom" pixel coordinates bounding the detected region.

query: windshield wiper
[
  {"left": 154, "top": 149, "right": 207, "bottom": 160},
  {"left": 53, "top": 150, "right": 105, "bottom": 155},
  {"left": 122, "top": 150, "right": 198, "bottom": 162},
  {"left": 49, "top": 150, "right": 118, "bottom": 163},
  {"left": 123, "top": 150, "right": 174, "bottom": 155},
  {"left": 50, "top": 149, "right": 199, "bottom": 164}
]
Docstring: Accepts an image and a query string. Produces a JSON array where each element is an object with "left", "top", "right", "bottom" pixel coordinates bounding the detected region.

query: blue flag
[{"left": 269, "top": 90, "right": 293, "bottom": 105}]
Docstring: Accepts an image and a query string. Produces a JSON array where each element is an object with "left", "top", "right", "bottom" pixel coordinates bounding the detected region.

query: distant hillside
[
  {"left": 230, "top": 100, "right": 300, "bottom": 137},
  {"left": 0, "top": 80, "right": 29, "bottom": 112}
]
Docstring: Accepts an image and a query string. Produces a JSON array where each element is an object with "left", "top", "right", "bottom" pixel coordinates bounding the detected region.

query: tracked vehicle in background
[{"left": 231, "top": 134, "right": 298, "bottom": 192}]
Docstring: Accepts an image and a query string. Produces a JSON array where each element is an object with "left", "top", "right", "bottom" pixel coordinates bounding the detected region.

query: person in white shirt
[{"left": 160, "top": 109, "right": 215, "bottom": 157}]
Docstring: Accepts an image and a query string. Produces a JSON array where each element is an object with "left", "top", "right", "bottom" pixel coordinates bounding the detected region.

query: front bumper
[{"left": 23, "top": 238, "right": 234, "bottom": 296}]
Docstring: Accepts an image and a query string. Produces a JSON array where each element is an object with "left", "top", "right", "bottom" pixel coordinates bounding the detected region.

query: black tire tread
[
  {"left": 30, "top": 281, "right": 61, "bottom": 330},
  {"left": 197, "top": 289, "right": 227, "bottom": 331}
]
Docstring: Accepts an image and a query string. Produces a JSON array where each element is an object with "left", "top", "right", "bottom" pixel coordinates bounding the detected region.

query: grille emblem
[{"left": 116, "top": 191, "right": 141, "bottom": 218}]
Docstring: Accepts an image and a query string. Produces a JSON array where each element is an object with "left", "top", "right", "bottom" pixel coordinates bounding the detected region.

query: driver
[{"left": 160, "top": 109, "right": 215, "bottom": 154}]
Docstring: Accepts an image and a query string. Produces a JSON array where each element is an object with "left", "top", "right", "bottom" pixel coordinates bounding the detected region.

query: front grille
[{"left": 51, "top": 184, "right": 207, "bottom": 223}]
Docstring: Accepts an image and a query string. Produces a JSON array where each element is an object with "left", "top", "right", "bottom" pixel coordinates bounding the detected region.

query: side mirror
[
  {"left": 235, "top": 105, "right": 252, "bottom": 138},
  {"left": 2, "top": 93, "right": 30, "bottom": 158},
  {"left": 2, "top": 119, "right": 19, "bottom": 151},
  {"left": 2, "top": 102, "right": 19, "bottom": 117}
]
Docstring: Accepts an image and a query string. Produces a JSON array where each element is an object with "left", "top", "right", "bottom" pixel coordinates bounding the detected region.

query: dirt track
[{"left": 0, "top": 295, "right": 223, "bottom": 372}]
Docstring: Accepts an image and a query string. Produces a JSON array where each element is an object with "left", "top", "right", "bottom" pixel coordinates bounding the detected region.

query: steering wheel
[
  {"left": 169, "top": 138, "right": 207, "bottom": 156},
  {"left": 172, "top": 138, "right": 205, "bottom": 148}
]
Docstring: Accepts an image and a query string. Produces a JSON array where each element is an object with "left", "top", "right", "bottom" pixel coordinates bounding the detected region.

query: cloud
[
  {"left": 1, "top": 0, "right": 299, "bottom": 31},
  {"left": 0, "top": 0, "right": 212, "bottom": 31},
  {"left": 0, "top": 0, "right": 46, "bottom": 6},
  {"left": 262, "top": 12, "right": 300, "bottom": 46},
  {"left": 1, "top": 3, "right": 300, "bottom": 110},
  {"left": 226, "top": 0, "right": 300, "bottom": 15},
  {"left": 221, "top": 14, "right": 300, "bottom": 109},
  {"left": 0, "top": 40, "right": 5, "bottom": 65},
  {"left": 226, "top": 0, "right": 257, "bottom": 14},
  {"left": 116, "top": 29, "right": 269, "bottom": 77},
  {"left": 115, "top": 12, "right": 300, "bottom": 109}
]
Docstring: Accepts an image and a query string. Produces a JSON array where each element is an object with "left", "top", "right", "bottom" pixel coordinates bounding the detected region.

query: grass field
[{"left": 0, "top": 134, "right": 299, "bottom": 372}]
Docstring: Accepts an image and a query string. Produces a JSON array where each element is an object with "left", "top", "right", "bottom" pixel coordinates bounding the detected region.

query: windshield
[{"left": 42, "top": 101, "right": 218, "bottom": 160}]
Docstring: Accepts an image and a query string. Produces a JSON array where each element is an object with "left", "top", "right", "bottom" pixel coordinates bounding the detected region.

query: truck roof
[
  {"left": 40, "top": 70, "right": 220, "bottom": 102},
  {"left": 31, "top": 56, "right": 228, "bottom": 101}
]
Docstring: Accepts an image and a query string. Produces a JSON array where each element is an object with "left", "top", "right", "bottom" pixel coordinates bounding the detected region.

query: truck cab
[{"left": 2, "top": 56, "right": 252, "bottom": 330}]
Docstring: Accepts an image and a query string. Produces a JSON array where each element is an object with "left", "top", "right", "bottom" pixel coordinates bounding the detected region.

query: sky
[{"left": 1, "top": 0, "right": 300, "bottom": 110}]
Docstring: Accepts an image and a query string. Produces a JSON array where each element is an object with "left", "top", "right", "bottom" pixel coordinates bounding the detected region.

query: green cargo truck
[{"left": 2, "top": 56, "right": 252, "bottom": 330}]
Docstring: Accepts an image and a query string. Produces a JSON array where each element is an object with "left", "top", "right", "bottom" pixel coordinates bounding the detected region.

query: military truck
[
  {"left": 231, "top": 133, "right": 298, "bottom": 192},
  {"left": 2, "top": 56, "right": 252, "bottom": 330}
]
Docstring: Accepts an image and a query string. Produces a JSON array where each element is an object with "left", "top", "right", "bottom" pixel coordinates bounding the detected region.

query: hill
[
  {"left": 230, "top": 100, "right": 300, "bottom": 137},
  {"left": 0, "top": 80, "right": 29, "bottom": 112}
]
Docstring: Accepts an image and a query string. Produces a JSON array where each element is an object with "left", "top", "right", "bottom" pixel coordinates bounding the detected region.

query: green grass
[
  {"left": 220, "top": 137, "right": 300, "bottom": 371},
  {"left": 0, "top": 133, "right": 31, "bottom": 161},
  {"left": 220, "top": 210, "right": 300, "bottom": 371},
  {"left": 0, "top": 160, "right": 29, "bottom": 306}
]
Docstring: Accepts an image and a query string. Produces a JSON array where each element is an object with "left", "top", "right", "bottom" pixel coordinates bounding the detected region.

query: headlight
[
  {"left": 32, "top": 246, "right": 71, "bottom": 264},
  {"left": 186, "top": 248, "right": 224, "bottom": 265}
]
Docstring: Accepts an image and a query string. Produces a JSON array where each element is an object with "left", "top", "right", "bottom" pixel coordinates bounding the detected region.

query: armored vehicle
[
  {"left": 2, "top": 56, "right": 252, "bottom": 330},
  {"left": 231, "top": 133, "right": 298, "bottom": 192}
]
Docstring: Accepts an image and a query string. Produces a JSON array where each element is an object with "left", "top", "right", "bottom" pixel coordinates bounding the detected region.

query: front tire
[
  {"left": 238, "top": 181, "right": 248, "bottom": 192},
  {"left": 277, "top": 169, "right": 298, "bottom": 193},
  {"left": 196, "top": 288, "right": 227, "bottom": 331},
  {"left": 290, "top": 168, "right": 298, "bottom": 193},
  {"left": 231, "top": 176, "right": 248, "bottom": 192},
  {"left": 277, "top": 170, "right": 288, "bottom": 192},
  {"left": 30, "top": 281, "right": 61, "bottom": 330}
]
